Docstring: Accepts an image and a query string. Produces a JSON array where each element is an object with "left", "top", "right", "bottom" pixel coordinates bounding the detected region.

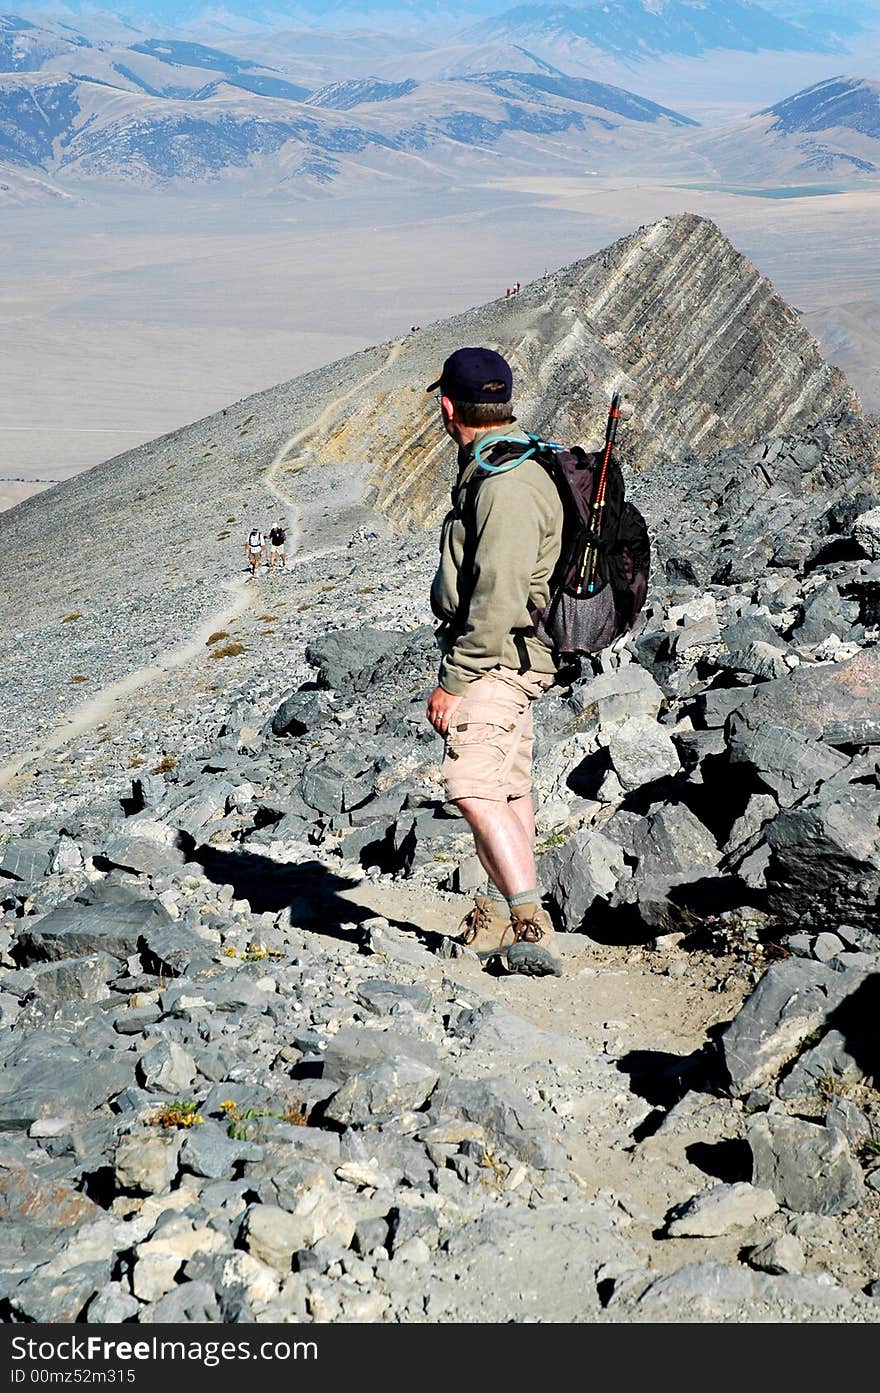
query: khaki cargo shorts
[{"left": 442, "top": 667, "right": 554, "bottom": 802}]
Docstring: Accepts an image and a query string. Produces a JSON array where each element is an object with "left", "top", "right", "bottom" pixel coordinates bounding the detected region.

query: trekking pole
[{"left": 577, "top": 392, "right": 622, "bottom": 595}]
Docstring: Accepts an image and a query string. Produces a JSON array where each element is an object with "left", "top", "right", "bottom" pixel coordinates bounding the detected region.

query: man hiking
[
  {"left": 425, "top": 347, "right": 564, "bottom": 977},
  {"left": 268, "top": 521, "right": 287, "bottom": 571},
  {"left": 244, "top": 526, "right": 265, "bottom": 579}
]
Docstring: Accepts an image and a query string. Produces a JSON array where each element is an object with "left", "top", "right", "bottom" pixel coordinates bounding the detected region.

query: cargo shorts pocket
[{"left": 443, "top": 718, "right": 516, "bottom": 764}]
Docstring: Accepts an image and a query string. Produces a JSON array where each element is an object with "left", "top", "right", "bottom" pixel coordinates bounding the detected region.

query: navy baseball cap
[{"left": 426, "top": 347, "right": 513, "bottom": 403}]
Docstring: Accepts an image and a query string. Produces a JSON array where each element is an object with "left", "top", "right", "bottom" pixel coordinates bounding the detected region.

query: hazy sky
[{"left": 32, "top": 0, "right": 880, "bottom": 33}]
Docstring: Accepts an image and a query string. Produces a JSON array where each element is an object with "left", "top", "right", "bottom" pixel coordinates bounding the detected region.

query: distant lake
[{"left": 677, "top": 183, "right": 850, "bottom": 199}]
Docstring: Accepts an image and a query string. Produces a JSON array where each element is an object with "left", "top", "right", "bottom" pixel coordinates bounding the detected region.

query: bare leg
[
  {"left": 454, "top": 796, "right": 536, "bottom": 900},
  {"left": 508, "top": 793, "right": 535, "bottom": 848}
]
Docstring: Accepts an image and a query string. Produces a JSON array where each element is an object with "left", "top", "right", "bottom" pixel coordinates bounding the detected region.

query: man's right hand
[{"left": 426, "top": 685, "right": 462, "bottom": 737}]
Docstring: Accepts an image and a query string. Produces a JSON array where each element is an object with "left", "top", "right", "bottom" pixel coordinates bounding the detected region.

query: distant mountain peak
[
  {"left": 307, "top": 77, "right": 418, "bottom": 109},
  {"left": 759, "top": 75, "right": 880, "bottom": 138},
  {"left": 461, "top": 0, "right": 846, "bottom": 60}
]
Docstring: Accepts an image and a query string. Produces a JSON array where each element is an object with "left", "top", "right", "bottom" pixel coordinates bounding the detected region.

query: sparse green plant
[
  {"left": 219, "top": 1094, "right": 308, "bottom": 1140},
  {"left": 206, "top": 631, "right": 229, "bottom": 645},
  {"left": 210, "top": 641, "right": 246, "bottom": 660},
  {"left": 817, "top": 1066, "right": 859, "bottom": 1101},
  {"left": 150, "top": 1099, "right": 204, "bottom": 1129},
  {"left": 226, "top": 516, "right": 236, "bottom": 523},
  {"left": 535, "top": 830, "right": 569, "bottom": 854},
  {"left": 859, "top": 1135, "right": 880, "bottom": 1165},
  {"left": 216, "top": 531, "right": 230, "bottom": 540},
  {"left": 61, "top": 613, "right": 82, "bottom": 623},
  {"left": 70, "top": 674, "right": 88, "bottom": 683},
  {"left": 152, "top": 754, "right": 177, "bottom": 775}
]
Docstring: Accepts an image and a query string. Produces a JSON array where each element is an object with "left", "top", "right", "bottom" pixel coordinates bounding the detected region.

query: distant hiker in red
[
  {"left": 514, "top": 280, "right": 521, "bottom": 293},
  {"left": 425, "top": 347, "right": 564, "bottom": 979}
]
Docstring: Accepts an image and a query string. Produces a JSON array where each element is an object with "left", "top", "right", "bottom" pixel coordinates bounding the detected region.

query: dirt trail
[
  {"left": 264, "top": 337, "right": 408, "bottom": 538},
  {"left": 0, "top": 340, "right": 411, "bottom": 794},
  {"left": 0, "top": 580, "right": 255, "bottom": 792},
  {"left": 333, "top": 873, "right": 758, "bottom": 1280}
]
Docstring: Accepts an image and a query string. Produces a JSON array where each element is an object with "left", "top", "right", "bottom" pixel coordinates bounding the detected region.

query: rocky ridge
[
  {"left": 1, "top": 213, "right": 880, "bottom": 1323},
  {"left": 0, "top": 213, "right": 862, "bottom": 762}
]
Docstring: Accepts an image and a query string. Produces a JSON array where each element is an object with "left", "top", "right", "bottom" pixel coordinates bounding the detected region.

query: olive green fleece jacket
[{"left": 430, "top": 430, "right": 564, "bottom": 696}]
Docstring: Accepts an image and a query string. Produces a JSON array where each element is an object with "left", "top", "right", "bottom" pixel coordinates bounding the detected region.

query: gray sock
[
  {"left": 485, "top": 882, "right": 507, "bottom": 906},
  {"left": 508, "top": 888, "right": 539, "bottom": 914}
]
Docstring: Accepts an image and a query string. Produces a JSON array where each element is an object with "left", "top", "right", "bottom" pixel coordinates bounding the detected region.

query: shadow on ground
[{"left": 188, "top": 842, "right": 447, "bottom": 954}]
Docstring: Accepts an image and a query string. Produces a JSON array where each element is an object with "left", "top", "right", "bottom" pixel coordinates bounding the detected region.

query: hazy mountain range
[
  {"left": 2, "top": 7, "right": 880, "bottom": 193},
  {"left": 15, "top": 1, "right": 880, "bottom": 46}
]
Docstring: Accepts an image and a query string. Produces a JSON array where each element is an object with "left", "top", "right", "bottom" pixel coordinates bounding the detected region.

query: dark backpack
[{"left": 471, "top": 432, "right": 651, "bottom": 659}]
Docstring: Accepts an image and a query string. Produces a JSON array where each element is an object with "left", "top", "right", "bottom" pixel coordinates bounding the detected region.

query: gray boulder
[
  {"left": 777, "top": 1029, "right": 866, "bottom": 1100},
  {"left": 14, "top": 887, "right": 173, "bottom": 964},
  {"left": 7, "top": 1261, "right": 110, "bottom": 1323},
  {"left": 427, "top": 1076, "right": 566, "bottom": 1171},
  {"left": 747, "top": 1234, "right": 805, "bottom": 1275},
  {"left": 0, "top": 837, "right": 56, "bottom": 885},
  {"left": 269, "top": 690, "right": 335, "bottom": 738},
  {"left": 853, "top": 505, "right": 880, "bottom": 560},
  {"left": 136, "top": 1040, "right": 197, "bottom": 1094},
  {"left": 305, "top": 626, "right": 434, "bottom": 696},
  {"left": 608, "top": 715, "right": 681, "bottom": 789},
  {"left": 179, "top": 1121, "right": 263, "bottom": 1180},
  {"left": 748, "top": 1113, "right": 865, "bottom": 1214},
  {"left": 300, "top": 756, "right": 374, "bottom": 815},
  {"left": 540, "top": 828, "right": 626, "bottom": 932},
  {"left": 22, "top": 954, "right": 116, "bottom": 1017},
  {"left": 765, "top": 783, "right": 880, "bottom": 929},
  {"left": 720, "top": 958, "right": 866, "bottom": 1095},
  {"left": 618, "top": 1260, "right": 851, "bottom": 1314},
  {"left": 98, "top": 835, "right": 186, "bottom": 877},
  {"left": 727, "top": 711, "right": 848, "bottom": 806},
  {"left": 0, "top": 1036, "right": 133, "bottom": 1129},
  {"left": 665, "top": 1182, "right": 778, "bottom": 1237},
  {"left": 575, "top": 665, "right": 665, "bottom": 730},
  {"left": 323, "top": 1057, "right": 440, "bottom": 1125},
  {"left": 355, "top": 980, "right": 432, "bottom": 1017}
]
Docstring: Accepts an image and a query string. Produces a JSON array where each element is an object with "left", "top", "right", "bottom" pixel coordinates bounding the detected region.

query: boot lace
[
  {"left": 459, "top": 901, "right": 491, "bottom": 945},
  {"left": 512, "top": 914, "right": 547, "bottom": 944}
]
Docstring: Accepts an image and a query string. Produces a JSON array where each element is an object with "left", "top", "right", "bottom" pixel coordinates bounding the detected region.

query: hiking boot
[
  {"left": 507, "top": 904, "right": 562, "bottom": 977},
  {"left": 453, "top": 894, "right": 516, "bottom": 965}
]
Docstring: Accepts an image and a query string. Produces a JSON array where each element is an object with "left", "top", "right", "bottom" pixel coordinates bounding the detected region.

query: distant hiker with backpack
[
  {"left": 268, "top": 521, "right": 287, "bottom": 571},
  {"left": 244, "top": 526, "right": 265, "bottom": 579},
  {"left": 425, "top": 347, "right": 649, "bottom": 978}
]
